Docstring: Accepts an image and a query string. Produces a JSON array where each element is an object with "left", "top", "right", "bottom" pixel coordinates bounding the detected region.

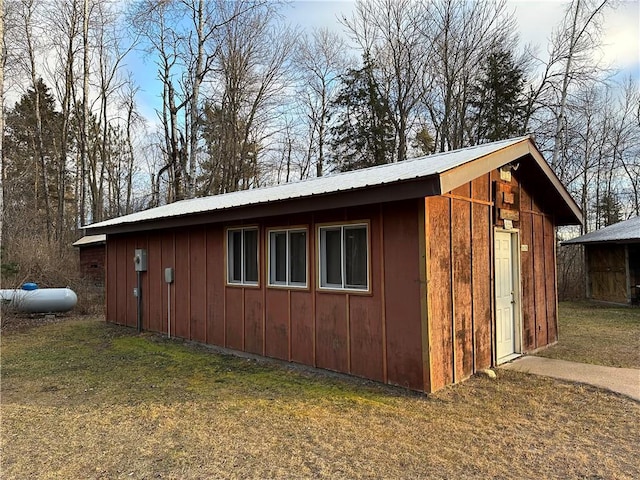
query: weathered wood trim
[
  {"left": 440, "top": 140, "right": 530, "bottom": 195},
  {"left": 554, "top": 219, "right": 560, "bottom": 342},
  {"left": 489, "top": 203, "right": 496, "bottom": 366},
  {"left": 469, "top": 183, "right": 476, "bottom": 373},
  {"left": 449, "top": 196, "right": 457, "bottom": 384},
  {"left": 520, "top": 208, "right": 552, "bottom": 217},
  {"left": 442, "top": 193, "right": 493, "bottom": 206},
  {"left": 418, "top": 199, "right": 431, "bottom": 392}
]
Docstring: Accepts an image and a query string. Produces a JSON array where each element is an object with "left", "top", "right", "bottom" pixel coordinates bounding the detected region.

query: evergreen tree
[
  {"left": 470, "top": 49, "right": 526, "bottom": 144},
  {"left": 595, "top": 192, "right": 622, "bottom": 228},
  {"left": 3, "top": 79, "right": 62, "bottom": 213},
  {"left": 329, "top": 57, "right": 395, "bottom": 172}
]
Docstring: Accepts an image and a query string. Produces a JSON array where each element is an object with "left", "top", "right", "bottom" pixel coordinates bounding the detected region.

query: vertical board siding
[
  {"left": 290, "top": 291, "right": 314, "bottom": 365},
  {"left": 426, "top": 196, "right": 454, "bottom": 391},
  {"left": 587, "top": 244, "right": 628, "bottom": 302},
  {"left": 471, "top": 201, "right": 492, "bottom": 370},
  {"left": 174, "top": 231, "right": 190, "bottom": 339},
  {"left": 114, "top": 238, "right": 126, "bottom": 325},
  {"left": 244, "top": 288, "right": 264, "bottom": 355},
  {"left": 104, "top": 171, "right": 561, "bottom": 393},
  {"left": 382, "top": 201, "right": 423, "bottom": 390},
  {"left": 225, "top": 288, "right": 244, "bottom": 350},
  {"left": 189, "top": 228, "right": 207, "bottom": 342},
  {"left": 533, "top": 209, "right": 548, "bottom": 347},
  {"left": 472, "top": 174, "right": 491, "bottom": 203},
  {"left": 544, "top": 216, "right": 558, "bottom": 344},
  {"left": 78, "top": 245, "right": 105, "bottom": 284},
  {"left": 349, "top": 295, "right": 384, "bottom": 382},
  {"left": 265, "top": 289, "right": 290, "bottom": 360},
  {"left": 106, "top": 240, "right": 118, "bottom": 324},
  {"left": 315, "top": 293, "right": 349, "bottom": 373},
  {"left": 349, "top": 211, "right": 384, "bottom": 382},
  {"left": 519, "top": 186, "right": 536, "bottom": 351},
  {"left": 147, "top": 235, "right": 163, "bottom": 333},
  {"left": 126, "top": 237, "right": 137, "bottom": 328},
  {"left": 161, "top": 232, "right": 175, "bottom": 336},
  {"left": 206, "top": 225, "right": 225, "bottom": 345},
  {"left": 452, "top": 199, "right": 474, "bottom": 381}
]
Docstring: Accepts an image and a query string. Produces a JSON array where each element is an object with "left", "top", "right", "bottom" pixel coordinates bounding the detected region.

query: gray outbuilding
[{"left": 564, "top": 217, "right": 640, "bottom": 304}]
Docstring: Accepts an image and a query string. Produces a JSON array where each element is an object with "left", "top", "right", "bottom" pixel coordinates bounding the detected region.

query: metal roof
[
  {"left": 72, "top": 234, "right": 106, "bottom": 247},
  {"left": 563, "top": 216, "right": 640, "bottom": 245},
  {"left": 84, "top": 135, "right": 581, "bottom": 234}
]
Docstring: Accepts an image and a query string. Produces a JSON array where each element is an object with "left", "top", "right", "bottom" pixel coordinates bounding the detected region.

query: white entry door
[{"left": 495, "top": 231, "right": 516, "bottom": 362}]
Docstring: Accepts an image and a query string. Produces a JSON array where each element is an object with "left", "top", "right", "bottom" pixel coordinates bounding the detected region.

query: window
[
  {"left": 319, "top": 224, "right": 368, "bottom": 290},
  {"left": 268, "top": 229, "right": 307, "bottom": 287},
  {"left": 227, "top": 227, "right": 258, "bottom": 285}
]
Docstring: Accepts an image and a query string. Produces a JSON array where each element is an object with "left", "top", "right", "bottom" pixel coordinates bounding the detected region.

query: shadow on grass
[{"left": 1, "top": 317, "right": 416, "bottom": 409}]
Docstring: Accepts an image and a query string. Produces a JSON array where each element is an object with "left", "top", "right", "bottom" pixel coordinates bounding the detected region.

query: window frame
[
  {"left": 226, "top": 226, "right": 260, "bottom": 286},
  {"left": 317, "top": 221, "right": 370, "bottom": 293},
  {"left": 267, "top": 227, "right": 309, "bottom": 289}
]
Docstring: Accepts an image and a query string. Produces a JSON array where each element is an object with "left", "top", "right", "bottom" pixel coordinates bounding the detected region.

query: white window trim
[
  {"left": 318, "top": 223, "right": 370, "bottom": 292},
  {"left": 226, "top": 227, "right": 259, "bottom": 286},
  {"left": 267, "top": 227, "right": 308, "bottom": 288}
]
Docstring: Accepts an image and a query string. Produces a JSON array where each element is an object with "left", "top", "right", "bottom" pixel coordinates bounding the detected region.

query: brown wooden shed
[
  {"left": 72, "top": 234, "right": 106, "bottom": 286},
  {"left": 563, "top": 216, "right": 640, "bottom": 305},
  {"left": 85, "top": 136, "right": 582, "bottom": 393}
]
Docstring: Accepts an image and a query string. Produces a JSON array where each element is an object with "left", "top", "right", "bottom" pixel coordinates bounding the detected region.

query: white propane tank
[{"left": 0, "top": 287, "right": 78, "bottom": 313}]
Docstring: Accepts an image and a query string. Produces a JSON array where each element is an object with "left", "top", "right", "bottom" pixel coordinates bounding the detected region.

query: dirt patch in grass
[
  {"left": 536, "top": 302, "right": 640, "bottom": 368},
  {"left": 2, "top": 317, "right": 639, "bottom": 479}
]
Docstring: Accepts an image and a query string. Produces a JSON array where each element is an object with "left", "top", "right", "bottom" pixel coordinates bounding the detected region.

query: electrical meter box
[
  {"left": 134, "top": 249, "right": 147, "bottom": 272},
  {"left": 164, "top": 267, "right": 174, "bottom": 283}
]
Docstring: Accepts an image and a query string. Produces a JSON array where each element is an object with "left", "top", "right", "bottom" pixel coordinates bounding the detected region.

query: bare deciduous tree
[
  {"left": 293, "top": 27, "right": 351, "bottom": 177},
  {"left": 342, "top": 0, "right": 432, "bottom": 161}
]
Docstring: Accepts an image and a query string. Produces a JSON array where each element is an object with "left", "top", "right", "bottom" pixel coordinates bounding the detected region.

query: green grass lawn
[
  {"left": 1, "top": 315, "right": 639, "bottom": 479},
  {"left": 536, "top": 301, "right": 640, "bottom": 368}
]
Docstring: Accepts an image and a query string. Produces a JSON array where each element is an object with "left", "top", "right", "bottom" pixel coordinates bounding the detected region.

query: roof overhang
[
  {"left": 562, "top": 216, "right": 640, "bottom": 245},
  {"left": 72, "top": 234, "right": 107, "bottom": 247},
  {"left": 85, "top": 177, "right": 442, "bottom": 235},
  {"left": 85, "top": 136, "right": 582, "bottom": 235},
  {"left": 439, "top": 138, "right": 582, "bottom": 226}
]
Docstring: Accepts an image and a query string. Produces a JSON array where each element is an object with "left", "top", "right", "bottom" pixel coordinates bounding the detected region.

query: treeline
[{"left": 1, "top": 0, "right": 639, "bottom": 283}]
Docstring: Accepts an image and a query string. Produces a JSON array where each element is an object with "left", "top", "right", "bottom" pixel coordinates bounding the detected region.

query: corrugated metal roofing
[
  {"left": 563, "top": 216, "right": 640, "bottom": 244},
  {"left": 72, "top": 234, "right": 107, "bottom": 246},
  {"left": 85, "top": 137, "right": 528, "bottom": 231}
]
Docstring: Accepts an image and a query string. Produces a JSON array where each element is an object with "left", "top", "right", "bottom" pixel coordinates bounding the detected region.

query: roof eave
[
  {"left": 85, "top": 176, "right": 443, "bottom": 235},
  {"left": 438, "top": 137, "right": 582, "bottom": 226}
]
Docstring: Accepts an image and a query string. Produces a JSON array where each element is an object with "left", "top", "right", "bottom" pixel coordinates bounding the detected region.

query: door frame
[{"left": 494, "top": 227, "right": 523, "bottom": 364}]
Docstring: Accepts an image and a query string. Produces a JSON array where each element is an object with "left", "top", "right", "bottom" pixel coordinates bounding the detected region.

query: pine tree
[
  {"left": 3, "top": 79, "right": 62, "bottom": 212},
  {"left": 470, "top": 49, "right": 526, "bottom": 144},
  {"left": 595, "top": 192, "right": 622, "bottom": 228},
  {"left": 329, "top": 57, "right": 396, "bottom": 172}
]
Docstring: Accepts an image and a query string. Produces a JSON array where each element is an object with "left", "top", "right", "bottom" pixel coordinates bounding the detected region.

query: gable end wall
[{"left": 425, "top": 169, "right": 559, "bottom": 392}]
